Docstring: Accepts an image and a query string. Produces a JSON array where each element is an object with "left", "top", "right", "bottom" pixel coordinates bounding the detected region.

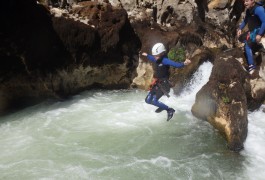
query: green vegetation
[
  {"left": 219, "top": 83, "right": 231, "bottom": 104},
  {"left": 222, "top": 96, "right": 230, "bottom": 104},
  {"left": 167, "top": 47, "right": 186, "bottom": 62}
]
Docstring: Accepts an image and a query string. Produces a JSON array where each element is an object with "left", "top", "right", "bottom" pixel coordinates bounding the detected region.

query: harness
[
  {"left": 246, "top": 28, "right": 260, "bottom": 42},
  {"left": 238, "top": 4, "right": 264, "bottom": 44},
  {"left": 149, "top": 78, "right": 172, "bottom": 98},
  {"left": 148, "top": 57, "right": 174, "bottom": 98}
]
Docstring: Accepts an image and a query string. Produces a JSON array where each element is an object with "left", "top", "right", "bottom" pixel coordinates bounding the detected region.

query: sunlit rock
[{"left": 132, "top": 57, "right": 154, "bottom": 90}]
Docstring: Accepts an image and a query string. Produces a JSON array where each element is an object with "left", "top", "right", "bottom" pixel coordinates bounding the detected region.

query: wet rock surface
[{"left": 192, "top": 48, "right": 248, "bottom": 151}]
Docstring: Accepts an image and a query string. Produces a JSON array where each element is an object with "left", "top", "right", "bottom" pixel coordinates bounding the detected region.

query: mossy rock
[{"left": 167, "top": 47, "right": 186, "bottom": 62}]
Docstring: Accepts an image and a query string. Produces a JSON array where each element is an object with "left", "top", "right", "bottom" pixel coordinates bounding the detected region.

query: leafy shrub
[{"left": 167, "top": 47, "right": 186, "bottom": 62}]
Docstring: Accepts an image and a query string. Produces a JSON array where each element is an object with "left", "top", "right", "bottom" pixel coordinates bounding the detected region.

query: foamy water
[{"left": 0, "top": 62, "right": 264, "bottom": 180}]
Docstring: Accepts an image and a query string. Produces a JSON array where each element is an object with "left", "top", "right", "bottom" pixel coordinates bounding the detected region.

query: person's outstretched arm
[
  {"left": 141, "top": 52, "right": 156, "bottom": 63},
  {"left": 163, "top": 58, "right": 191, "bottom": 68}
]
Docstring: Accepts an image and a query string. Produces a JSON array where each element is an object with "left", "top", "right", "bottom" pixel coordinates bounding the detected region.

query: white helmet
[{"left": 152, "top": 43, "right": 166, "bottom": 55}]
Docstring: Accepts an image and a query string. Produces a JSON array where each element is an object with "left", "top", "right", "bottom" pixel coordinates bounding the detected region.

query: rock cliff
[{"left": 0, "top": 0, "right": 140, "bottom": 113}]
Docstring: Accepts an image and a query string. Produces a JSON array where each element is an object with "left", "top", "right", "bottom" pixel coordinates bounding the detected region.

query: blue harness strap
[{"left": 250, "top": 28, "right": 260, "bottom": 42}]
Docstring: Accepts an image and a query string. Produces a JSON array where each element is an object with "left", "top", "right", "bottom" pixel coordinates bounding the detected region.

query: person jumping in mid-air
[
  {"left": 142, "top": 43, "right": 191, "bottom": 121},
  {"left": 237, "top": 0, "right": 265, "bottom": 74}
]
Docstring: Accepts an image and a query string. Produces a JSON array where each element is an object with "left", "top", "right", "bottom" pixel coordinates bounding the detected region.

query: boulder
[{"left": 192, "top": 48, "right": 249, "bottom": 151}]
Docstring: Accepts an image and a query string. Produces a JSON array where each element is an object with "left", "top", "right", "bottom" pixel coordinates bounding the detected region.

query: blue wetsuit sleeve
[
  {"left": 239, "top": 11, "right": 248, "bottom": 30},
  {"left": 255, "top": 6, "right": 265, "bottom": 35},
  {"left": 239, "top": 19, "right": 247, "bottom": 30},
  {"left": 162, "top": 58, "right": 185, "bottom": 68},
  {"left": 146, "top": 54, "right": 156, "bottom": 63}
]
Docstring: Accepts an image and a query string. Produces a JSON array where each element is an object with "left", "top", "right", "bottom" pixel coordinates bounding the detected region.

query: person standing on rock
[
  {"left": 237, "top": 0, "right": 265, "bottom": 74},
  {"left": 141, "top": 43, "right": 191, "bottom": 121}
]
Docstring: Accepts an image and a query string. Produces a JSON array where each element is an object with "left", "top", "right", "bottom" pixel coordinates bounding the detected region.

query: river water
[{"left": 0, "top": 62, "right": 264, "bottom": 180}]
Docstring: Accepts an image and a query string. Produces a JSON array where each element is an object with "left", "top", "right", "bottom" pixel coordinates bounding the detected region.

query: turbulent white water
[{"left": 0, "top": 62, "right": 265, "bottom": 180}]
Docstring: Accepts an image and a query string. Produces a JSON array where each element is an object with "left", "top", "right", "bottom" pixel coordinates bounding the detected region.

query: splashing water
[{"left": 0, "top": 62, "right": 264, "bottom": 180}]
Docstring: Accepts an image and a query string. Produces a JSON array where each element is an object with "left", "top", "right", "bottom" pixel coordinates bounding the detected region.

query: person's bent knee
[
  {"left": 151, "top": 97, "right": 159, "bottom": 106},
  {"left": 145, "top": 98, "right": 151, "bottom": 104},
  {"left": 145, "top": 96, "right": 152, "bottom": 104}
]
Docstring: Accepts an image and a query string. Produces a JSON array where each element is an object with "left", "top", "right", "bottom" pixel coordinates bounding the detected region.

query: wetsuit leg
[
  {"left": 145, "top": 92, "right": 169, "bottom": 110},
  {"left": 244, "top": 42, "right": 257, "bottom": 73},
  {"left": 244, "top": 42, "right": 255, "bottom": 66},
  {"left": 145, "top": 92, "right": 153, "bottom": 104}
]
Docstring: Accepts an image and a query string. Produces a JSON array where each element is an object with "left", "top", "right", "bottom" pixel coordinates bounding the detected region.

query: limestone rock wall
[{"left": 0, "top": 0, "right": 141, "bottom": 114}]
